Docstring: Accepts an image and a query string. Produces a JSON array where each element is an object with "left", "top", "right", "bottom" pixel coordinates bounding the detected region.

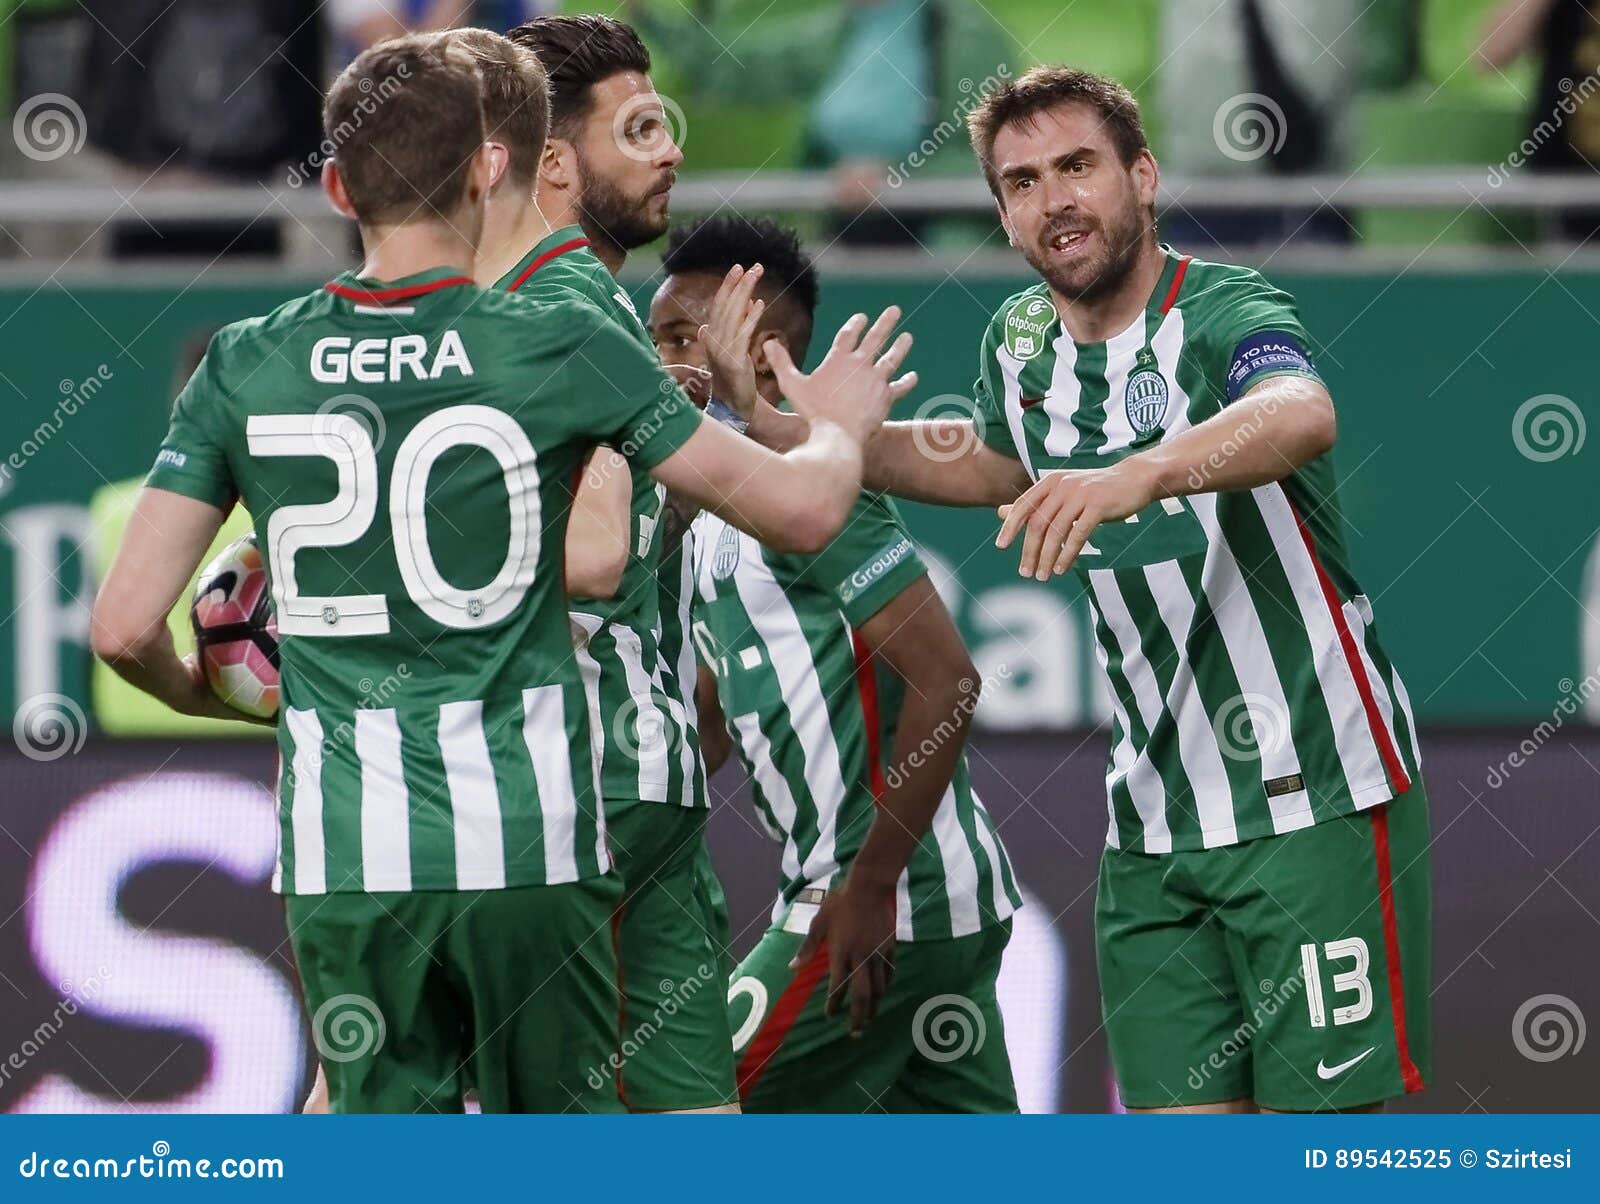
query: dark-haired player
[
  {"left": 446, "top": 19, "right": 744, "bottom": 1112},
  {"left": 91, "top": 34, "right": 912, "bottom": 1114},
  {"left": 652, "top": 215, "right": 1022, "bottom": 1113},
  {"left": 749, "top": 66, "right": 1429, "bottom": 1114}
]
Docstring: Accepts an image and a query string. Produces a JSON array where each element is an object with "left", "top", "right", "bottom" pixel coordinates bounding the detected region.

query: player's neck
[
  {"left": 536, "top": 187, "right": 627, "bottom": 276},
  {"left": 357, "top": 220, "right": 477, "bottom": 284},
  {"left": 1050, "top": 236, "right": 1167, "bottom": 344},
  {"left": 475, "top": 196, "right": 559, "bottom": 287}
]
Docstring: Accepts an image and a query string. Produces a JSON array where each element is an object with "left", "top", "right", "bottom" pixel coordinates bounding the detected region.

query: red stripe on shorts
[
  {"left": 1370, "top": 806, "right": 1423, "bottom": 1093},
  {"left": 736, "top": 940, "right": 829, "bottom": 1100}
]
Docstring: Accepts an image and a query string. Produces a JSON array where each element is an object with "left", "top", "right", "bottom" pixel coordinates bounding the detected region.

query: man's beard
[
  {"left": 575, "top": 153, "right": 671, "bottom": 253},
  {"left": 1022, "top": 202, "right": 1148, "bottom": 305}
]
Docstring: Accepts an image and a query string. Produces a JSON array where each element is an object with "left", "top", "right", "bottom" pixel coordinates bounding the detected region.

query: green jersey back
[
  {"left": 692, "top": 494, "right": 1020, "bottom": 941},
  {"left": 973, "top": 249, "right": 1421, "bottom": 855},
  {"left": 497, "top": 227, "right": 707, "bottom": 809},
  {"left": 146, "top": 268, "right": 703, "bottom": 894}
]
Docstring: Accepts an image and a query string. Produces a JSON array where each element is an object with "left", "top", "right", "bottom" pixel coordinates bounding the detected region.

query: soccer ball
[{"left": 191, "top": 534, "right": 280, "bottom": 720}]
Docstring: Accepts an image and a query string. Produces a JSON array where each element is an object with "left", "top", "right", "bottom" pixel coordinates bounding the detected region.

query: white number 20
[{"left": 246, "top": 406, "right": 540, "bottom": 636}]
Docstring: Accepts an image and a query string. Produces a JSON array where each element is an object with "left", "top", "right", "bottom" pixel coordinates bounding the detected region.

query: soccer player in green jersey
[
  {"left": 747, "top": 67, "right": 1430, "bottom": 1113},
  {"left": 445, "top": 20, "right": 734, "bottom": 1111},
  {"left": 650, "top": 214, "right": 1023, "bottom": 1112},
  {"left": 89, "top": 35, "right": 915, "bottom": 1114}
]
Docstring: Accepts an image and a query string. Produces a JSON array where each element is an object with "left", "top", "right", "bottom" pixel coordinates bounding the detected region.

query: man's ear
[
  {"left": 483, "top": 141, "right": 511, "bottom": 190},
  {"left": 750, "top": 323, "right": 791, "bottom": 377},
  {"left": 322, "top": 161, "right": 358, "bottom": 220},
  {"left": 466, "top": 142, "right": 496, "bottom": 204},
  {"left": 1132, "top": 147, "right": 1159, "bottom": 210},
  {"left": 539, "top": 136, "right": 577, "bottom": 194},
  {"left": 996, "top": 200, "right": 1017, "bottom": 248}
]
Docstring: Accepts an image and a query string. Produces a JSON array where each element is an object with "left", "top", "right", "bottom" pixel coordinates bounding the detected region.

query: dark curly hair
[
  {"left": 662, "top": 213, "right": 820, "bottom": 354},
  {"left": 507, "top": 15, "right": 650, "bottom": 141}
]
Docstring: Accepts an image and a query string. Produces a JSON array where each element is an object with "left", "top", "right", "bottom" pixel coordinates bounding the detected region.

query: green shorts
[
  {"left": 1097, "top": 783, "right": 1431, "bottom": 1112},
  {"left": 729, "top": 906, "right": 1017, "bottom": 1113},
  {"left": 606, "top": 797, "right": 737, "bottom": 1111},
  {"left": 287, "top": 876, "right": 625, "bottom": 1114}
]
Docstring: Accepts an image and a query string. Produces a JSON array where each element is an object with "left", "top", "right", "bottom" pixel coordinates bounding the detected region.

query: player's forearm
[
  {"left": 847, "top": 672, "right": 977, "bottom": 894},
  {"left": 710, "top": 419, "right": 862, "bottom": 554},
  {"left": 746, "top": 398, "right": 810, "bottom": 454},
  {"left": 1138, "top": 377, "right": 1337, "bottom": 500},
  {"left": 90, "top": 613, "right": 211, "bottom": 718},
  {"left": 564, "top": 451, "right": 630, "bottom": 600},
  {"left": 863, "top": 421, "right": 1028, "bottom": 507}
]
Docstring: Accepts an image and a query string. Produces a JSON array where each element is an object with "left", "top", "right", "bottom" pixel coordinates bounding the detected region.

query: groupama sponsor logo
[{"left": 838, "top": 537, "right": 915, "bottom": 605}]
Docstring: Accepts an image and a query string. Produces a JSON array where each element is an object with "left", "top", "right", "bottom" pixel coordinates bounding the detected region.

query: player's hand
[
  {"left": 995, "top": 456, "right": 1162, "bottom": 580},
  {"left": 791, "top": 879, "right": 897, "bottom": 1037},
  {"left": 661, "top": 362, "right": 712, "bottom": 408},
  {"left": 178, "top": 652, "right": 270, "bottom": 725},
  {"left": 701, "top": 263, "right": 764, "bottom": 420},
  {"left": 764, "top": 307, "right": 916, "bottom": 446}
]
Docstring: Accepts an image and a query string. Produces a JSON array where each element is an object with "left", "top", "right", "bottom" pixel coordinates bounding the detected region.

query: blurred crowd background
[{"left": 0, "top": 0, "right": 1597, "bottom": 259}]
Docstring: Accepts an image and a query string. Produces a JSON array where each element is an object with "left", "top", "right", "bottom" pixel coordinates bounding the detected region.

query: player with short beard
[{"left": 746, "top": 66, "right": 1431, "bottom": 1115}]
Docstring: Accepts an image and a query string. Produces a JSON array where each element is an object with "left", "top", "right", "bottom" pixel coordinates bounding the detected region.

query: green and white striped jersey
[
  {"left": 146, "top": 267, "right": 704, "bottom": 894},
  {"left": 692, "top": 495, "right": 1020, "bottom": 941},
  {"left": 973, "top": 248, "right": 1421, "bottom": 854},
  {"left": 498, "top": 226, "right": 707, "bottom": 809}
]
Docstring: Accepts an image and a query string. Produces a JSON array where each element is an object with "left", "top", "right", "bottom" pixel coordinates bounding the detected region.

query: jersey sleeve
[
  {"left": 972, "top": 316, "right": 1019, "bottom": 458},
  {"left": 798, "top": 493, "right": 928, "bottom": 627},
  {"left": 563, "top": 309, "right": 705, "bottom": 469},
  {"left": 144, "top": 348, "right": 235, "bottom": 508},
  {"left": 1200, "top": 274, "right": 1325, "bottom": 403}
]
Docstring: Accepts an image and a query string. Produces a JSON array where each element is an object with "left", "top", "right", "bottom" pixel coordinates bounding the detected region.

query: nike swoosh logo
[
  {"left": 1020, "top": 396, "right": 1045, "bottom": 408},
  {"left": 1316, "top": 1047, "right": 1375, "bottom": 1080}
]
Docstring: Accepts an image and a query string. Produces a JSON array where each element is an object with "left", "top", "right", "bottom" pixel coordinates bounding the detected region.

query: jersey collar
[
  {"left": 499, "top": 225, "right": 592, "bottom": 293},
  {"left": 1150, "top": 245, "right": 1193, "bottom": 316},
  {"left": 324, "top": 266, "right": 475, "bottom": 306}
]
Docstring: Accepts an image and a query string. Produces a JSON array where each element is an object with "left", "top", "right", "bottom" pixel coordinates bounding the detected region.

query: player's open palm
[
  {"left": 701, "top": 263, "right": 765, "bottom": 418},
  {"left": 764, "top": 306, "right": 916, "bottom": 446}
]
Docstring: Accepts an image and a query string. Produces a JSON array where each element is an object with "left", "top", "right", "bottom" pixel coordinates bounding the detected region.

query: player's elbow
[
  {"left": 567, "top": 547, "right": 626, "bottom": 601},
  {"left": 89, "top": 597, "right": 159, "bottom": 667},
  {"left": 1304, "top": 392, "right": 1337, "bottom": 458},
  {"left": 767, "top": 495, "right": 845, "bottom": 555}
]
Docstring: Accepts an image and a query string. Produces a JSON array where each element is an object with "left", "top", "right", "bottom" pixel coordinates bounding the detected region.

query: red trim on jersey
[
  {"left": 736, "top": 940, "right": 830, "bottom": 1100},
  {"left": 1158, "top": 255, "right": 1192, "bottom": 315},
  {"left": 1287, "top": 496, "right": 1411, "bottom": 795},
  {"left": 1370, "top": 807, "right": 1424, "bottom": 1093},
  {"left": 323, "top": 276, "right": 473, "bottom": 304},
  {"left": 851, "top": 630, "right": 888, "bottom": 803},
  {"left": 610, "top": 900, "right": 629, "bottom": 1110},
  {"left": 506, "top": 237, "right": 591, "bottom": 293}
]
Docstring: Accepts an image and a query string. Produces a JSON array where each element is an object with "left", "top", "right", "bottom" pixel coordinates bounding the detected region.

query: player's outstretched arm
[
  {"left": 744, "top": 409, "right": 1030, "bottom": 509},
  {"left": 564, "top": 449, "right": 630, "bottom": 600},
  {"left": 90, "top": 486, "right": 254, "bottom": 723},
  {"left": 792, "top": 575, "right": 979, "bottom": 1035},
  {"left": 997, "top": 375, "right": 1338, "bottom": 580},
  {"left": 649, "top": 308, "right": 912, "bottom": 554}
]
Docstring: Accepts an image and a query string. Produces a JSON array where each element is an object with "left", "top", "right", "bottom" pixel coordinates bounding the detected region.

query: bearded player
[
  {"left": 749, "top": 66, "right": 1429, "bottom": 1113},
  {"left": 96, "top": 33, "right": 914, "bottom": 1114},
  {"left": 652, "top": 214, "right": 1022, "bottom": 1112}
]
